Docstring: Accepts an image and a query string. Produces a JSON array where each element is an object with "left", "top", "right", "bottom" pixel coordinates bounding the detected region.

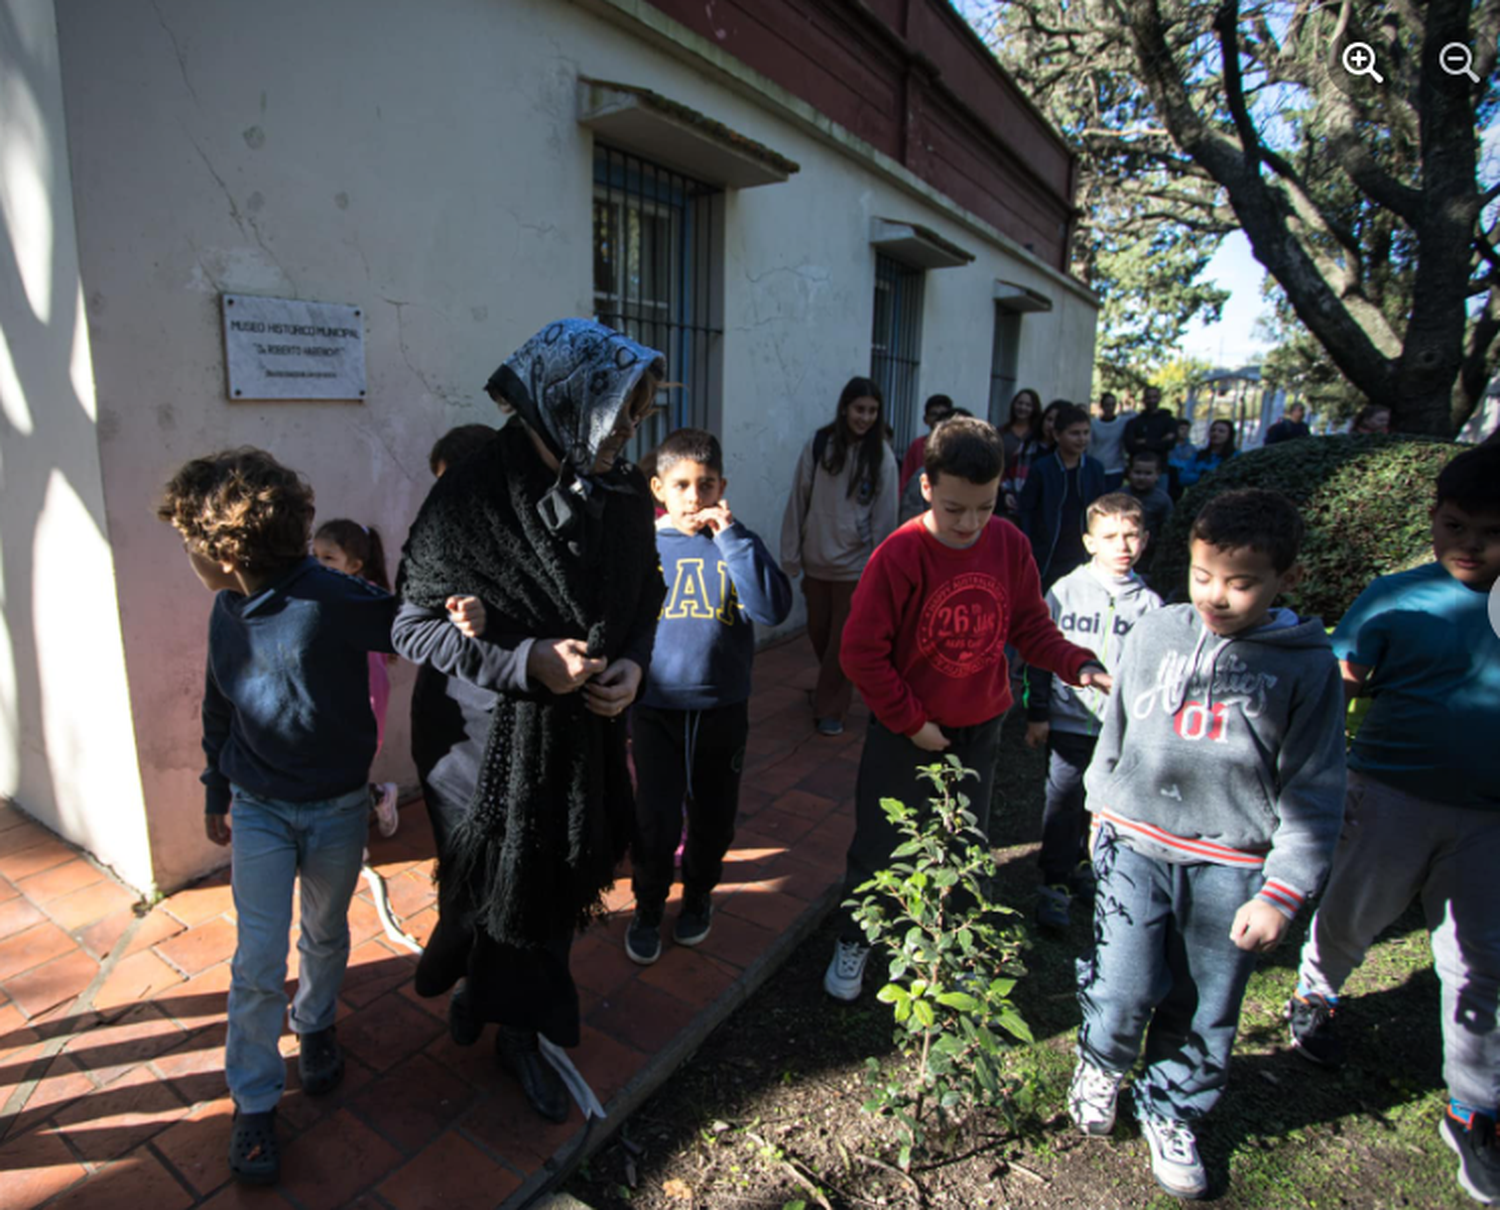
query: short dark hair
[
  {"left": 655, "top": 427, "right": 723, "bottom": 477},
  {"left": 1052, "top": 404, "right": 1091, "bottom": 434},
  {"left": 925, "top": 416, "right": 1004, "bottom": 485},
  {"left": 1190, "top": 488, "right": 1304, "bottom": 573},
  {"left": 1435, "top": 444, "right": 1500, "bottom": 515},
  {"left": 429, "top": 424, "right": 496, "bottom": 476},
  {"left": 1130, "top": 449, "right": 1163, "bottom": 470},
  {"left": 157, "top": 447, "right": 314, "bottom": 573},
  {"left": 923, "top": 394, "right": 955, "bottom": 420}
]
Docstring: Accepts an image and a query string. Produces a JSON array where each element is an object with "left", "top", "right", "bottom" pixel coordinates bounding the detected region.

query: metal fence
[{"left": 870, "top": 253, "right": 925, "bottom": 449}]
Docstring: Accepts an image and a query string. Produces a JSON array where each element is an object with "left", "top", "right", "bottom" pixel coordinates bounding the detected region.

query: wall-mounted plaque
[{"left": 222, "top": 294, "right": 366, "bottom": 401}]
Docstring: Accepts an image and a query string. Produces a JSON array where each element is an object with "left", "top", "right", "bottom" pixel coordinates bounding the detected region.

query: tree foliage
[{"left": 969, "top": 0, "right": 1500, "bottom": 436}]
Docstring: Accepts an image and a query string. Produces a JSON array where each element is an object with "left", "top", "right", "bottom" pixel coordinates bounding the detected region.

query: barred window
[{"left": 870, "top": 254, "right": 925, "bottom": 449}]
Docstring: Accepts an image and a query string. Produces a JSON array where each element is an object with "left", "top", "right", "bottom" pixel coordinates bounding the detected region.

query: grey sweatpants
[{"left": 1297, "top": 769, "right": 1500, "bottom": 1112}]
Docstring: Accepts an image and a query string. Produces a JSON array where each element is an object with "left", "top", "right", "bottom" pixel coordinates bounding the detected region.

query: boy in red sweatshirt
[{"left": 827, "top": 416, "right": 1111, "bottom": 1000}]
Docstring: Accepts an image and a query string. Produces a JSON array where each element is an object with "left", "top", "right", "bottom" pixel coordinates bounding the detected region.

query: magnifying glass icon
[
  {"left": 1439, "top": 42, "right": 1481, "bottom": 84},
  {"left": 1341, "top": 42, "right": 1386, "bottom": 83}
]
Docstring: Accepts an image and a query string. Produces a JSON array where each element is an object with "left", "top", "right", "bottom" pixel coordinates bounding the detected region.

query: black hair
[
  {"left": 313, "top": 519, "right": 391, "bottom": 591},
  {"left": 1190, "top": 488, "right": 1304, "bottom": 573},
  {"left": 924, "top": 416, "right": 1004, "bottom": 485},
  {"left": 1130, "top": 449, "right": 1163, "bottom": 469},
  {"left": 1203, "top": 419, "right": 1237, "bottom": 458},
  {"left": 1006, "top": 389, "right": 1042, "bottom": 437},
  {"left": 1435, "top": 444, "right": 1500, "bottom": 515},
  {"left": 1052, "top": 403, "right": 1091, "bottom": 434},
  {"left": 429, "top": 424, "right": 497, "bottom": 477},
  {"left": 1039, "top": 399, "right": 1069, "bottom": 446},
  {"left": 817, "top": 376, "right": 887, "bottom": 500},
  {"left": 655, "top": 427, "right": 723, "bottom": 477},
  {"left": 923, "top": 394, "right": 956, "bottom": 422}
]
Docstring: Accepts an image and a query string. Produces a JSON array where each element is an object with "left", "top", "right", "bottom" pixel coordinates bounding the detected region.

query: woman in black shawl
[{"left": 393, "top": 319, "right": 666, "bottom": 1122}]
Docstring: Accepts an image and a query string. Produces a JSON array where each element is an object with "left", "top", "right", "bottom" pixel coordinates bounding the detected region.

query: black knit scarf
[{"left": 398, "top": 418, "right": 663, "bottom": 946}]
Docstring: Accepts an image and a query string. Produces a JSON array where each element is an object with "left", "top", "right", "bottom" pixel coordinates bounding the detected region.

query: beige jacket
[{"left": 779, "top": 433, "right": 899, "bottom": 582}]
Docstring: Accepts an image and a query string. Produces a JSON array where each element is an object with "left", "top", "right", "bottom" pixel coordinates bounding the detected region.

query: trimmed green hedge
[{"left": 1152, "top": 434, "right": 1459, "bottom": 626}]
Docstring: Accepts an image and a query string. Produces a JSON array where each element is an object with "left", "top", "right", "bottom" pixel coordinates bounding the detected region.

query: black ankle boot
[{"left": 495, "top": 1026, "right": 570, "bottom": 1123}]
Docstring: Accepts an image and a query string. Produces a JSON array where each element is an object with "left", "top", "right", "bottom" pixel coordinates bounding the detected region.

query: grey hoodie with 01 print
[{"left": 1083, "top": 603, "right": 1347, "bottom": 919}]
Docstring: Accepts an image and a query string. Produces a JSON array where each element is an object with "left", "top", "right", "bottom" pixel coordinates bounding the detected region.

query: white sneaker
[
  {"left": 823, "top": 940, "right": 871, "bottom": 1001},
  {"left": 1067, "top": 1057, "right": 1123, "bottom": 1135},
  {"left": 372, "top": 782, "right": 400, "bottom": 839},
  {"left": 1136, "top": 1105, "right": 1208, "bottom": 1199}
]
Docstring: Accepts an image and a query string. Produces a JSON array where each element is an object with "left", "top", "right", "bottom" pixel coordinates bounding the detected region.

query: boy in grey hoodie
[
  {"left": 1024, "top": 494, "right": 1162, "bottom": 929},
  {"left": 1068, "top": 489, "right": 1346, "bottom": 1200}
]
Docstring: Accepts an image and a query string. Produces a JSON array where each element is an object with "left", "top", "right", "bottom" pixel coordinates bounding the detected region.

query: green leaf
[
  {"left": 936, "top": 991, "right": 980, "bottom": 1012},
  {"left": 913, "top": 999, "right": 936, "bottom": 1028},
  {"left": 996, "top": 1009, "right": 1034, "bottom": 1044},
  {"left": 876, "top": 984, "right": 909, "bottom": 1005}
]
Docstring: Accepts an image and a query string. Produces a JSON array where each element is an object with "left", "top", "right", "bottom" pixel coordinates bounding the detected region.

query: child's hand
[
  {"left": 1229, "top": 898, "right": 1289, "bottom": 952},
  {"left": 584, "top": 658, "right": 643, "bottom": 718},
  {"left": 204, "top": 813, "right": 231, "bottom": 847},
  {"left": 1079, "top": 667, "right": 1114, "bottom": 693},
  {"left": 697, "top": 502, "right": 735, "bottom": 535},
  {"left": 1025, "top": 721, "right": 1050, "bottom": 749},
  {"left": 910, "top": 721, "right": 951, "bottom": 752},
  {"left": 527, "top": 639, "right": 608, "bottom": 694},
  {"left": 445, "top": 595, "right": 486, "bottom": 639}
]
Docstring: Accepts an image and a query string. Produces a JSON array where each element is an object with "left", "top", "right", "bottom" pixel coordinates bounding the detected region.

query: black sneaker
[
  {"left": 1285, "top": 992, "right": 1344, "bottom": 1067},
  {"left": 1035, "top": 884, "right": 1072, "bottom": 930},
  {"left": 1069, "top": 859, "right": 1097, "bottom": 902},
  {"left": 296, "top": 1026, "right": 344, "bottom": 1096},
  {"left": 1441, "top": 1107, "right": 1500, "bottom": 1205},
  {"left": 448, "top": 979, "right": 482, "bottom": 1047},
  {"left": 626, "top": 909, "right": 663, "bottom": 965},
  {"left": 674, "top": 893, "right": 713, "bottom": 947}
]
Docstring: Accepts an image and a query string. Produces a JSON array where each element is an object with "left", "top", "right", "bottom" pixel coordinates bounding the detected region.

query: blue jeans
[
  {"left": 225, "top": 784, "right": 368, "bottom": 1113},
  {"left": 1077, "top": 824, "right": 1260, "bottom": 1121},
  {"left": 1039, "top": 730, "right": 1097, "bottom": 885}
]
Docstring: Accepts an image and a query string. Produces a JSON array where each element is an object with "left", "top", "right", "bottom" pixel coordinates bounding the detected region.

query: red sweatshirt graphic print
[{"left": 840, "top": 517, "right": 1097, "bottom": 736}]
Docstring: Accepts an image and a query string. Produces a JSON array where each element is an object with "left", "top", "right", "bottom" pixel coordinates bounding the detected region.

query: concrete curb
[{"left": 501, "top": 881, "right": 841, "bottom": 1210}]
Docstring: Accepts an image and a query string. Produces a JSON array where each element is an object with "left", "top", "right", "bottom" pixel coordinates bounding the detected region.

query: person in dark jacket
[
  {"left": 1264, "top": 402, "right": 1310, "bottom": 445},
  {"left": 1122, "top": 386, "right": 1178, "bottom": 466},
  {"left": 394, "top": 319, "right": 667, "bottom": 1125},
  {"left": 1020, "top": 403, "right": 1108, "bottom": 587}
]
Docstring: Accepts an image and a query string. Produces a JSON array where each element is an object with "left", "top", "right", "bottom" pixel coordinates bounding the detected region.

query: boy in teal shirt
[{"left": 1288, "top": 444, "right": 1500, "bottom": 1206}]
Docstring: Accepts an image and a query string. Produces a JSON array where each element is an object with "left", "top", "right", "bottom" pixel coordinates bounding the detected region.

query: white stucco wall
[
  {"left": 1, "top": 0, "right": 153, "bottom": 892},
  {"left": 50, "top": 0, "right": 1095, "bottom": 890}
]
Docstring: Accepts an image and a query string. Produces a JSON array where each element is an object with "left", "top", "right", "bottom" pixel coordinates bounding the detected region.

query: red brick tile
[
  {"left": 346, "top": 1050, "right": 476, "bottom": 1153},
  {"left": 278, "top": 1051, "right": 378, "bottom": 1133},
  {"left": 154, "top": 959, "right": 233, "bottom": 1031},
  {"left": 93, "top": 949, "right": 185, "bottom": 1012},
  {"left": 723, "top": 881, "right": 817, "bottom": 932},
  {"left": 0, "top": 821, "right": 51, "bottom": 857},
  {"left": 420, "top": 1029, "right": 501, "bottom": 1087},
  {"left": 16, "top": 858, "right": 104, "bottom": 905},
  {"left": 0, "top": 802, "right": 31, "bottom": 832},
  {"left": 0, "top": 999, "right": 41, "bottom": 1053},
  {"left": 0, "top": 873, "right": 19, "bottom": 902},
  {"left": 753, "top": 851, "right": 834, "bottom": 902},
  {"left": 3, "top": 1053, "right": 97, "bottom": 1137},
  {"left": 0, "top": 920, "right": 77, "bottom": 981},
  {"left": 585, "top": 978, "right": 696, "bottom": 1055},
  {"left": 0, "top": 894, "right": 46, "bottom": 940},
  {"left": 395, "top": 979, "right": 447, "bottom": 1024},
  {"left": 162, "top": 879, "right": 235, "bottom": 927},
  {"left": 3, "top": 947, "right": 98, "bottom": 1017},
  {"left": 794, "top": 758, "right": 860, "bottom": 802},
  {"left": 25, "top": 1002, "right": 101, "bottom": 1044},
  {"left": 148, "top": 1021, "right": 229, "bottom": 1107},
  {"left": 151, "top": 1094, "right": 235, "bottom": 1196},
  {"left": 80, "top": 906, "right": 184, "bottom": 963},
  {"left": 76, "top": 909, "right": 132, "bottom": 960},
  {"left": 771, "top": 787, "right": 839, "bottom": 821},
  {"left": 694, "top": 911, "right": 778, "bottom": 971},
  {"left": 460, "top": 1076, "right": 581, "bottom": 1170},
  {"left": 637, "top": 948, "right": 739, "bottom": 1010},
  {"left": 572, "top": 1023, "right": 647, "bottom": 1104},
  {"left": 345, "top": 891, "right": 385, "bottom": 949},
  {"left": 398, "top": 906, "right": 437, "bottom": 948},
  {"left": 720, "top": 829, "right": 789, "bottom": 864},
  {"left": 44, "top": 880, "right": 138, "bottom": 932},
  {"left": 339, "top": 937, "right": 413, "bottom": 1009},
  {"left": 65, "top": 1002, "right": 186, "bottom": 1086},
  {"left": 155, "top": 916, "right": 238, "bottom": 977},
  {"left": 600, "top": 877, "right": 635, "bottom": 916},
  {"left": 337, "top": 989, "right": 443, "bottom": 1075},
  {"left": 0, "top": 836, "right": 76, "bottom": 883},
  {"left": 571, "top": 926, "right": 645, "bottom": 1000},
  {"left": 0, "top": 1125, "right": 88, "bottom": 1209},
  {"left": 749, "top": 806, "right": 821, "bottom": 846},
  {"left": 50, "top": 1064, "right": 190, "bottom": 1162},
  {"left": 195, "top": 1182, "right": 295, "bottom": 1209},
  {"left": 377, "top": 1129, "right": 521, "bottom": 1208},
  {"left": 38, "top": 1145, "right": 194, "bottom": 1210},
  {"left": 381, "top": 868, "right": 437, "bottom": 920},
  {"left": 277, "top": 1107, "right": 402, "bottom": 1206}
]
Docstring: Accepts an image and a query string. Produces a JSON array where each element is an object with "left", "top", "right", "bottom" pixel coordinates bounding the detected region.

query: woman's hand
[
  {"left": 527, "top": 639, "right": 607, "bottom": 694},
  {"left": 584, "top": 659, "right": 643, "bottom": 718},
  {"left": 909, "top": 721, "right": 950, "bottom": 752},
  {"left": 445, "top": 596, "right": 487, "bottom": 639}
]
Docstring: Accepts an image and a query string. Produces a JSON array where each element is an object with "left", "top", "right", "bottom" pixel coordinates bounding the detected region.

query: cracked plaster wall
[{"left": 47, "top": 0, "right": 1095, "bottom": 890}]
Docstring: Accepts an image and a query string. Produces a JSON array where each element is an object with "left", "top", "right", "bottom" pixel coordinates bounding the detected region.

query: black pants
[
  {"left": 630, "top": 701, "right": 750, "bottom": 913},
  {"left": 1038, "top": 729, "right": 1098, "bottom": 885},
  {"left": 838, "top": 713, "right": 1006, "bottom": 942}
]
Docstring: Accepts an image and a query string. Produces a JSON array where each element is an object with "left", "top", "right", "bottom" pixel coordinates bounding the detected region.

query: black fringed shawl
[{"left": 398, "top": 418, "right": 664, "bottom": 946}]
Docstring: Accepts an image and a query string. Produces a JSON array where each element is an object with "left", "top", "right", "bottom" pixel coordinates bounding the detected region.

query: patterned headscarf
[{"left": 484, "top": 319, "right": 664, "bottom": 479}]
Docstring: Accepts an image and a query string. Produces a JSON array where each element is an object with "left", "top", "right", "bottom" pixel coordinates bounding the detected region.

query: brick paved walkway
[{"left": 0, "top": 640, "right": 863, "bottom": 1209}]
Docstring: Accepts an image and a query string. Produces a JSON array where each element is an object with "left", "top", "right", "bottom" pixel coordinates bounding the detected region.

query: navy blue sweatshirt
[
  {"left": 200, "top": 557, "right": 397, "bottom": 814},
  {"left": 639, "top": 517, "right": 794, "bottom": 710}
]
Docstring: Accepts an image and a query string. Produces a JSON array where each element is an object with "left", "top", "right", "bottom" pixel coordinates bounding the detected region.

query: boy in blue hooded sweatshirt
[
  {"left": 626, "top": 429, "right": 794, "bottom": 965},
  {"left": 1068, "top": 488, "right": 1347, "bottom": 1200}
]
